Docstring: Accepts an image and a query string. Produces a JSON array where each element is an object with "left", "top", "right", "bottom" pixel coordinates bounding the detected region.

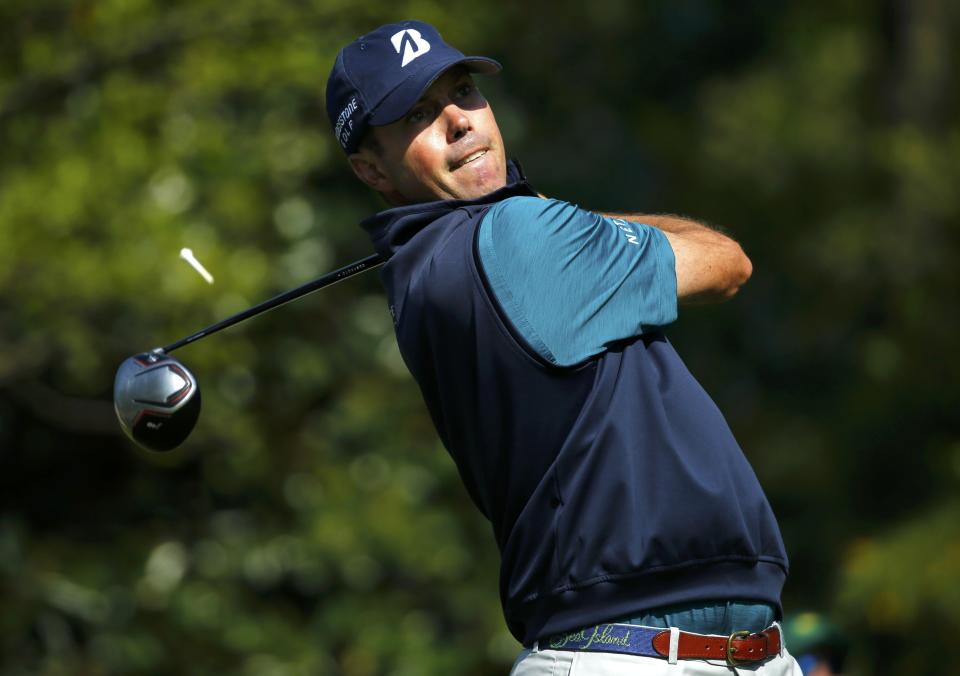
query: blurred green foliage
[{"left": 1, "top": 1, "right": 958, "bottom": 674}]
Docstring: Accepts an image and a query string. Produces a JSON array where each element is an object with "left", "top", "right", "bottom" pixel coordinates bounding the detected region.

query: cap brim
[{"left": 368, "top": 56, "right": 502, "bottom": 127}]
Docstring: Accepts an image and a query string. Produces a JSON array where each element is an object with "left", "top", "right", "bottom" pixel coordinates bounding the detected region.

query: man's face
[{"left": 349, "top": 67, "right": 507, "bottom": 205}]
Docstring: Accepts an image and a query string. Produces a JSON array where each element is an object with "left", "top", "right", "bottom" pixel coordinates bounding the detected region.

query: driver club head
[{"left": 113, "top": 351, "right": 201, "bottom": 452}]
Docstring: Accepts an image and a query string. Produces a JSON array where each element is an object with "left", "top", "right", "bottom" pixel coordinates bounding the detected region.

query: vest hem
[{"left": 511, "top": 558, "right": 787, "bottom": 646}]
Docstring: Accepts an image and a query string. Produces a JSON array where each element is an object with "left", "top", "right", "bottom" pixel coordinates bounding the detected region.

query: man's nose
[{"left": 443, "top": 105, "right": 471, "bottom": 142}]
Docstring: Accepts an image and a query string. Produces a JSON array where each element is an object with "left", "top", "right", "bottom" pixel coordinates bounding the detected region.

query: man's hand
[{"left": 603, "top": 213, "right": 752, "bottom": 304}]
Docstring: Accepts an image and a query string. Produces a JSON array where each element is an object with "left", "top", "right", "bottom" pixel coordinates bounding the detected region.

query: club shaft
[{"left": 159, "top": 253, "right": 384, "bottom": 354}]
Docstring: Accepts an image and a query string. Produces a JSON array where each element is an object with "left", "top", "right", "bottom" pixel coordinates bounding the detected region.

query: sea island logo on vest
[
  {"left": 335, "top": 96, "right": 358, "bottom": 149},
  {"left": 390, "top": 28, "right": 431, "bottom": 67}
]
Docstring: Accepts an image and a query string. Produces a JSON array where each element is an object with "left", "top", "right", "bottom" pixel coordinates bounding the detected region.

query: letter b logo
[{"left": 390, "top": 29, "right": 431, "bottom": 67}]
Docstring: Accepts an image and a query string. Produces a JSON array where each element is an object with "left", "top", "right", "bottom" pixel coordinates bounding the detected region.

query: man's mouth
[{"left": 451, "top": 149, "right": 488, "bottom": 170}]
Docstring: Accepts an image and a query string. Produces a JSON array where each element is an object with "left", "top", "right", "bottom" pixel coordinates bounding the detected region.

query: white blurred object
[{"left": 180, "top": 248, "right": 214, "bottom": 284}]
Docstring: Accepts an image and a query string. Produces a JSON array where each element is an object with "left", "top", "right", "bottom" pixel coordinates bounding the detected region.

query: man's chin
[
  {"left": 454, "top": 171, "right": 507, "bottom": 200},
  {"left": 446, "top": 182, "right": 500, "bottom": 202},
  {"left": 396, "top": 166, "right": 507, "bottom": 204}
]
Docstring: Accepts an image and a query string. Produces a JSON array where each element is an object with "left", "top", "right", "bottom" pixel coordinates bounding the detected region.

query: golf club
[{"left": 114, "top": 253, "right": 383, "bottom": 452}]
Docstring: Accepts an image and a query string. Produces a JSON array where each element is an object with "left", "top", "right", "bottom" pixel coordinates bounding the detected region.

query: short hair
[{"left": 357, "top": 128, "right": 383, "bottom": 156}]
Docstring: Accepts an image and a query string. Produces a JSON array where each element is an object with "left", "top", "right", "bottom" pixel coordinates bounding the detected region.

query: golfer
[{"left": 327, "top": 21, "right": 801, "bottom": 675}]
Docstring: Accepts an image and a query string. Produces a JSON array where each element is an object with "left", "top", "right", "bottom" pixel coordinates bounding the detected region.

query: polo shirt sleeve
[{"left": 476, "top": 196, "right": 677, "bottom": 366}]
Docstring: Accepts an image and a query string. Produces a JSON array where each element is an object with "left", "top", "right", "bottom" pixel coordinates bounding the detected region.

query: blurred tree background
[{"left": 1, "top": 0, "right": 958, "bottom": 674}]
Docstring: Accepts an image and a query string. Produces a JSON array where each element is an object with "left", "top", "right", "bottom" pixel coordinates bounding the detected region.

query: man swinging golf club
[{"left": 327, "top": 21, "right": 802, "bottom": 675}]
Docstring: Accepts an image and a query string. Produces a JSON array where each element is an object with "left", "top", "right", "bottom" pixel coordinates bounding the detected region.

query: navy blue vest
[{"left": 361, "top": 162, "right": 788, "bottom": 645}]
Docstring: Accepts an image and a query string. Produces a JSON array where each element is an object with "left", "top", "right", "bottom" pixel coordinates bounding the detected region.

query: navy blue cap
[{"left": 325, "top": 21, "right": 501, "bottom": 154}]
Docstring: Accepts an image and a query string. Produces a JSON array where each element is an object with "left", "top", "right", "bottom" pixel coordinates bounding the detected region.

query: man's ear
[{"left": 348, "top": 151, "right": 394, "bottom": 194}]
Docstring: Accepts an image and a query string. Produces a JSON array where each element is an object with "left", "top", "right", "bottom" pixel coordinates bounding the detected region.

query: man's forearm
[{"left": 601, "top": 212, "right": 753, "bottom": 303}]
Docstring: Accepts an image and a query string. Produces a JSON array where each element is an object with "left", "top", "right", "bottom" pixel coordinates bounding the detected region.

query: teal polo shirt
[{"left": 477, "top": 196, "right": 678, "bottom": 366}]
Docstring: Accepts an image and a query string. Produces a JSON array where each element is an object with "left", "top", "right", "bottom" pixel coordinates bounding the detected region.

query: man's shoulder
[
  {"left": 488, "top": 195, "right": 573, "bottom": 219},
  {"left": 482, "top": 195, "right": 587, "bottom": 245}
]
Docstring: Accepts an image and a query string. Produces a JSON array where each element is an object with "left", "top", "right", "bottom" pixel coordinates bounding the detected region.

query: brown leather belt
[
  {"left": 652, "top": 626, "right": 782, "bottom": 664},
  {"left": 544, "top": 622, "right": 782, "bottom": 665}
]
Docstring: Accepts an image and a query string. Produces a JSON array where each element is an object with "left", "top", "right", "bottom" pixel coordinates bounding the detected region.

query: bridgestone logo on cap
[
  {"left": 335, "top": 97, "right": 358, "bottom": 148},
  {"left": 391, "top": 29, "right": 431, "bottom": 67}
]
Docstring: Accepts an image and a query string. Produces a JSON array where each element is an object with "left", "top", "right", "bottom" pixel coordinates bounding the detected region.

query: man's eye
[
  {"left": 408, "top": 109, "right": 427, "bottom": 123},
  {"left": 457, "top": 83, "right": 476, "bottom": 97}
]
